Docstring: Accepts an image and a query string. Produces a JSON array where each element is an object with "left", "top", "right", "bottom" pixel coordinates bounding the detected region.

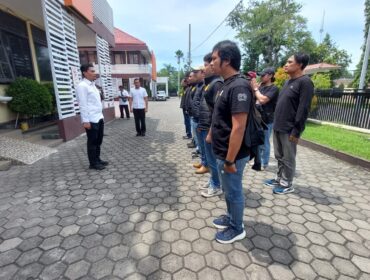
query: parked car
[{"left": 156, "top": 91, "right": 167, "bottom": 101}]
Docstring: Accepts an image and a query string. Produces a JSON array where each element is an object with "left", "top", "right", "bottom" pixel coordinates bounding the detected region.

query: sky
[{"left": 108, "top": 0, "right": 365, "bottom": 72}]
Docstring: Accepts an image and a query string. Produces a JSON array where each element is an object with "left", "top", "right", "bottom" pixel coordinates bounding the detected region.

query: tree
[
  {"left": 157, "top": 64, "right": 178, "bottom": 93},
  {"left": 228, "top": 0, "right": 310, "bottom": 70},
  {"left": 309, "top": 34, "right": 351, "bottom": 79},
  {"left": 311, "top": 73, "right": 331, "bottom": 89},
  {"left": 175, "top": 50, "right": 184, "bottom": 93},
  {"left": 352, "top": 0, "right": 370, "bottom": 88}
]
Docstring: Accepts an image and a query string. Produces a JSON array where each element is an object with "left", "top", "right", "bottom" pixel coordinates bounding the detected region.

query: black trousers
[
  {"left": 133, "top": 108, "right": 146, "bottom": 134},
  {"left": 85, "top": 119, "right": 104, "bottom": 166},
  {"left": 119, "top": 105, "right": 130, "bottom": 118}
]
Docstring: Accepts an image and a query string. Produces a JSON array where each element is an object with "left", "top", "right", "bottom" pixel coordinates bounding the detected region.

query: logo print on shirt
[{"left": 237, "top": 93, "right": 247, "bottom": 102}]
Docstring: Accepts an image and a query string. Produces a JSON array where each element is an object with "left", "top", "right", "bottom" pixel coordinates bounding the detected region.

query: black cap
[{"left": 257, "top": 67, "right": 275, "bottom": 76}]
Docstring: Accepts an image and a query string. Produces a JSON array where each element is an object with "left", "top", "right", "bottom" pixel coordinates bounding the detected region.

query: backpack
[{"left": 243, "top": 79, "right": 267, "bottom": 160}]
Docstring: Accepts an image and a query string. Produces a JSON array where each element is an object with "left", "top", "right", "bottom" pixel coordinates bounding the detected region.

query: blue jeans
[
  {"left": 259, "top": 123, "right": 273, "bottom": 167},
  {"left": 191, "top": 118, "right": 199, "bottom": 148},
  {"left": 199, "top": 129, "right": 220, "bottom": 189},
  {"left": 217, "top": 156, "right": 249, "bottom": 231},
  {"left": 183, "top": 110, "right": 192, "bottom": 138},
  {"left": 196, "top": 129, "right": 207, "bottom": 167}
]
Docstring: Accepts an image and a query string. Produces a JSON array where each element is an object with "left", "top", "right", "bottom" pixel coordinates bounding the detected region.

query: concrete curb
[{"left": 299, "top": 138, "right": 370, "bottom": 170}]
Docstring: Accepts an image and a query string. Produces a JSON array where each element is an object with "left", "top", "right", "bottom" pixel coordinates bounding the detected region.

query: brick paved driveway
[{"left": 0, "top": 98, "right": 369, "bottom": 280}]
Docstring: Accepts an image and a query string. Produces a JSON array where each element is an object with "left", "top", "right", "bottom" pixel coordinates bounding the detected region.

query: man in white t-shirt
[
  {"left": 116, "top": 85, "right": 130, "bottom": 119},
  {"left": 129, "top": 78, "right": 148, "bottom": 136}
]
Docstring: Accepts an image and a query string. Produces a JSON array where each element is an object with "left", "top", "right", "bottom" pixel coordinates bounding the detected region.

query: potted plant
[{"left": 6, "top": 78, "right": 52, "bottom": 130}]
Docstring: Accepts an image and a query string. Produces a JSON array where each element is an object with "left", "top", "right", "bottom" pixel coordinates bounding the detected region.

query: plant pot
[{"left": 20, "top": 121, "right": 29, "bottom": 132}]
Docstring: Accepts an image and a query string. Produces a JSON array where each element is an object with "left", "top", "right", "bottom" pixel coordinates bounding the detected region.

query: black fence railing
[{"left": 309, "top": 88, "right": 370, "bottom": 129}]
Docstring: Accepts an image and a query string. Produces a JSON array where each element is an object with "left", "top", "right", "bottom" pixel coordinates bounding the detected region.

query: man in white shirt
[
  {"left": 76, "top": 63, "right": 108, "bottom": 170},
  {"left": 117, "top": 85, "right": 130, "bottom": 119},
  {"left": 129, "top": 78, "right": 148, "bottom": 136}
]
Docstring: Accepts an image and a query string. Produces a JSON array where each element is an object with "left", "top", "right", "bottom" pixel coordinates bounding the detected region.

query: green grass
[{"left": 301, "top": 122, "right": 370, "bottom": 161}]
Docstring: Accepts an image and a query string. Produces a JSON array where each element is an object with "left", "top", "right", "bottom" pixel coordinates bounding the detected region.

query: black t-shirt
[
  {"left": 211, "top": 74, "right": 252, "bottom": 160},
  {"left": 258, "top": 84, "right": 279, "bottom": 124},
  {"left": 274, "top": 75, "right": 314, "bottom": 137}
]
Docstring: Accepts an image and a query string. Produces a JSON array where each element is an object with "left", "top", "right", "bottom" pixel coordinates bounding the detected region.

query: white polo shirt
[
  {"left": 130, "top": 87, "right": 148, "bottom": 109},
  {"left": 76, "top": 78, "right": 104, "bottom": 123}
]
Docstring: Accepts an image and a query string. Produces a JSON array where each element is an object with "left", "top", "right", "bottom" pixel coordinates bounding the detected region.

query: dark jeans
[
  {"left": 183, "top": 110, "right": 192, "bottom": 137},
  {"left": 85, "top": 119, "right": 104, "bottom": 166},
  {"left": 133, "top": 108, "right": 146, "bottom": 134},
  {"left": 119, "top": 105, "right": 130, "bottom": 118}
]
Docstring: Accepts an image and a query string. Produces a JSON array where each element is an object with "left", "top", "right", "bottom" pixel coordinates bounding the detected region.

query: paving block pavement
[{"left": 0, "top": 98, "right": 369, "bottom": 280}]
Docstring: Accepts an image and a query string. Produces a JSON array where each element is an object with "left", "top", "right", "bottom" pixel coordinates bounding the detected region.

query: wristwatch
[{"left": 224, "top": 160, "right": 235, "bottom": 166}]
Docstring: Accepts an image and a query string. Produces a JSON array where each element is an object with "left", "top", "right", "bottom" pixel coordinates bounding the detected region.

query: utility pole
[
  {"left": 319, "top": 10, "right": 325, "bottom": 43},
  {"left": 354, "top": 25, "right": 370, "bottom": 126},
  {"left": 359, "top": 26, "right": 370, "bottom": 90},
  {"left": 177, "top": 56, "right": 180, "bottom": 96},
  {"left": 188, "top": 24, "right": 192, "bottom": 69}
]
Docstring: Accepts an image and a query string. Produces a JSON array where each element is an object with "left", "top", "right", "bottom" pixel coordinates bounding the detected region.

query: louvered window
[{"left": 0, "top": 10, "right": 34, "bottom": 83}]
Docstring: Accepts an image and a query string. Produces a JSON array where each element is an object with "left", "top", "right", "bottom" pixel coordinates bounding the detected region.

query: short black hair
[
  {"left": 80, "top": 63, "right": 94, "bottom": 77},
  {"left": 203, "top": 53, "right": 212, "bottom": 63},
  {"left": 294, "top": 53, "right": 310, "bottom": 70},
  {"left": 212, "top": 40, "right": 241, "bottom": 71},
  {"left": 134, "top": 78, "right": 140, "bottom": 83}
]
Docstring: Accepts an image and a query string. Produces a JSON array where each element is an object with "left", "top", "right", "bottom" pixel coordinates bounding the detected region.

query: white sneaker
[
  {"left": 201, "top": 188, "right": 223, "bottom": 198},
  {"left": 199, "top": 183, "right": 209, "bottom": 190}
]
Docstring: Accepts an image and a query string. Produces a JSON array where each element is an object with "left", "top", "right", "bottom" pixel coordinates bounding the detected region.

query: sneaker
[
  {"left": 89, "top": 164, "right": 105, "bottom": 170},
  {"left": 97, "top": 160, "right": 109, "bottom": 166},
  {"left": 195, "top": 166, "right": 209, "bottom": 174},
  {"left": 201, "top": 188, "right": 223, "bottom": 198},
  {"left": 183, "top": 135, "right": 192, "bottom": 139},
  {"left": 199, "top": 183, "right": 209, "bottom": 190},
  {"left": 215, "top": 227, "right": 246, "bottom": 244},
  {"left": 273, "top": 186, "right": 294, "bottom": 195},
  {"left": 264, "top": 178, "right": 280, "bottom": 187},
  {"left": 187, "top": 142, "right": 196, "bottom": 148},
  {"left": 212, "top": 215, "right": 230, "bottom": 229}
]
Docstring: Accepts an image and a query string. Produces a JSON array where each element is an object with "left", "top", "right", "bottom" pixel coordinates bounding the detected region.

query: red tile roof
[{"left": 114, "top": 28, "right": 146, "bottom": 46}]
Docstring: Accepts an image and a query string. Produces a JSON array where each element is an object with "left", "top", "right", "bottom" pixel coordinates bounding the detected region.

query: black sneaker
[
  {"left": 187, "top": 143, "right": 196, "bottom": 148},
  {"left": 183, "top": 135, "right": 191, "bottom": 139},
  {"left": 98, "top": 160, "right": 109, "bottom": 166},
  {"left": 141, "top": 133, "right": 146, "bottom": 136},
  {"left": 89, "top": 164, "right": 105, "bottom": 170},
  {"left": 136, "top": 133, "right": 141, "bottom": 136}
]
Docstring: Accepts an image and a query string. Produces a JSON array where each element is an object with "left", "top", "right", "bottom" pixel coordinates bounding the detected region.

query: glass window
[
  {"left": 114, "top": 53, "right": 122, "bottom": 64},
  {"left": 31, "top": 25, "right": 52, "bottom": 82},
  {"left": 0, "top": 10, "right": 34, "bottom": 83},
  {"left": 128, "top": 52, "right": 139, "bottom": 64},
  {"left": 88, "top": 51, "right": 97, "bottom": 64}
]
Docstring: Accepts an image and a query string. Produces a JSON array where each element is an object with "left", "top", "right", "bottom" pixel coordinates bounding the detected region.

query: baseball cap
[
  {"left": 246, "top": 71, "right": 257, "bottom": 79},
  {"left": 257, "top": 67, "right": 275, "bottom": 76},
  {"left": 191, "top": 65, "right": 205, "bottom": 72}
]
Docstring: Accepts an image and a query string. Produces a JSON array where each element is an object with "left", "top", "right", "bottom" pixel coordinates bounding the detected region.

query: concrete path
[{"left": 0, "top": 98, "right": 369, "bottom": 280}]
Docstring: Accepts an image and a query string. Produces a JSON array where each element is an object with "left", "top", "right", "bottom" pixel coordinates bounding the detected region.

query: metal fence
[{"left": 309, "top": 88, "right": 370, "bottom": 129}]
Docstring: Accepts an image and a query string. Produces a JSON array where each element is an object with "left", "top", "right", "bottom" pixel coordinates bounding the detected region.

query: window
[
  {"left": 88, "top": 51, "right": 97, "bottom": 64},
  {"left": 0, "top": 10, "right": 34, "bottom": 83},
  {"left": 128, "top": 52, "right": 139, "bottom": 64},
  {"left": 31, "top": 25, "right": 52, "bottom": 81}
]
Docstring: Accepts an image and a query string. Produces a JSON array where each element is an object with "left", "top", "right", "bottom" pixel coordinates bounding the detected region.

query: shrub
[
  {"left": 312, "top": 73, "right": 331, "bottom": 89},
  {"left": 6, "top": 78, "right": 52, "bottom": 118},
  {"left": 42, "top": 82, "right": 57, "bottom": 114},
  {"left": 274, "top": 67, "right": 289, "bottom": 89}
]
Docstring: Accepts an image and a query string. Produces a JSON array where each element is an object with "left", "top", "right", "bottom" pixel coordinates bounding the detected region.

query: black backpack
[{"left": 243, "top": 79, "right": 267, "bottom": 160}]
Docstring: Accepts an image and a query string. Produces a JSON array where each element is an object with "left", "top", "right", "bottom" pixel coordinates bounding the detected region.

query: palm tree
[{"left": 175, "top": 50, "right": 184, "bottom": 94}]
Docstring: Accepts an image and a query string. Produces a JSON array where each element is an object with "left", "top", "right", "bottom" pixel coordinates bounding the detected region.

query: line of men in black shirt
[{"left": 179, "top": 40, "right": 314, "bottom": 244}]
